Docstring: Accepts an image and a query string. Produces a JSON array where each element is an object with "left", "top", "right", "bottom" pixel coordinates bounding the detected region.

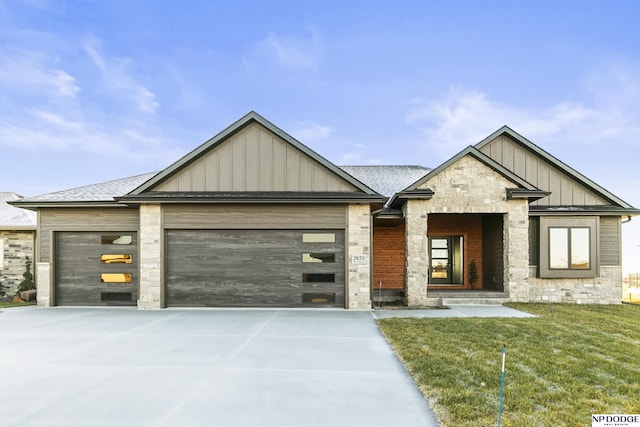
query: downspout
[{"left": 622, "top": 215, "right": 632, "bottom": 224}]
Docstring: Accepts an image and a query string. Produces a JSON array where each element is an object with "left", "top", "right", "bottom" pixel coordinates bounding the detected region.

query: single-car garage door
[
  {"left": 55, "top": 231, "right": 138, "bottom": 306},
  {"left": 165, "top": 229, "right": 345, "bottom": 307}
]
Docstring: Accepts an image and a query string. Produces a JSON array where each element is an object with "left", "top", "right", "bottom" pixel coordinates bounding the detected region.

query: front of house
[{"left": 13, "top": 112, "right": 639, "bottom": 309}]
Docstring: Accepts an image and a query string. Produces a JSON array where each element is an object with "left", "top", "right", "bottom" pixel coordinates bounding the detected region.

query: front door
[{"left": 429, "top": 236, "right": 463, "bottom": 285}]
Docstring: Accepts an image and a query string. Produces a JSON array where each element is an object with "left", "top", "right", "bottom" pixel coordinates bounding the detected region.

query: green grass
[
  {"left": 378, "top": 303, "right": 640, "bottom": 427},
  {"left": 0, "top": 300, "right": 37, "bottom": 308}
]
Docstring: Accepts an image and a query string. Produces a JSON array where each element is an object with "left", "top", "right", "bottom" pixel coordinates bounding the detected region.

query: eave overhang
[
  {"left": 372, "top": 207, "right": 404, "bottom": 219},
  {"left": 0, "top": 225, "right": 37, "bottom": 231},
  {"left": 387, "top": 189, "right": 435, "bottom": 209},
  {"left": 529, "top": 206, "right": 640, "bottom": 216},
  {"left": 8, "top": 200, "right": 125, "bottom": 210},
  {"left": 506, "top": 188, "right": 551, "bottom": 202},
  {"left": 115, "top": 191, "right": 386, "bottom": 205}
]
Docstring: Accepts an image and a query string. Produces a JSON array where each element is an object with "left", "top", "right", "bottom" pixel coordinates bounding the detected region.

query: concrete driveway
[{"left": 0, "top": 307, "right": 440, "bottom": 427}]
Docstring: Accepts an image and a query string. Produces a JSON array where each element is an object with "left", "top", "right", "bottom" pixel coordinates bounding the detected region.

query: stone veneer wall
[
  {"left": 403, "top": 200, "right": 430, "bottom": 306},
  {"left": 0, "top": 230, "right": 35, "bottom": 296},
  {"left": 138, "top": 204, "right": 163, "bottom": 309},
  {"left": 404, "top": 155, "right": 530, "bottom": 304},
  {"left": 528, "top": 266, "right": 622, "bottom": 304},
  {"left": 346, "top": 204, "right": 372, "bottom": 309}
]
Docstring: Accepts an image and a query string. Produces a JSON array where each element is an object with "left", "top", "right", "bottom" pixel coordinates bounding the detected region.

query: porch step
[
  {"left": 441, "top": 297, "right": 507, "bottom": 306},
  {"left": 430, "top": 290, "right": 509, "bottom": 306}
]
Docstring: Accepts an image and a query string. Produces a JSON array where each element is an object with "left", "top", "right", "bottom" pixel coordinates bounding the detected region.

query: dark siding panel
[
  {"left": 482, "top": 214, "right": 504, "bottom": 291},
  {"left": 39, "top": 208, "right": 139, "bottom": 263},
  {"left": 163, "top": 204, "right": 346, "bottom": 229},
  {"left": 529, "top": 217, "right": 539, "bottom": 266},
  {"left": 55, "top": 232, "right": 138, "bottom": 306},
  {"left": 166, "top": 229, "right": 345, "bottom": 308},
  {"left": 600, "top": 217, "right": 621, "bottom": 266}
]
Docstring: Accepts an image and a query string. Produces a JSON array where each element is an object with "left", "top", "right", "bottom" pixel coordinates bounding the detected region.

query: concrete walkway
[
  {"left": 0, "top": 307, "right": 442, "bottom": 427},
  {"left": 374, "top": 304, "right": 537, "bottom": 319}
]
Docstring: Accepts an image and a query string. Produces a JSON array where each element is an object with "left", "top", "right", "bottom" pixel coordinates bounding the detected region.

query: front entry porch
[{"left": 426, "top": 213, "right": 506, "bottom": 293}]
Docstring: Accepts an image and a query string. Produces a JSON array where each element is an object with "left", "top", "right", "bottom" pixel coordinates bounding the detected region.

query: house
[
  {"left": 12, "top": 112, "right": 640, "bottom": 308},
  {"left": 0, "top": 192, "right": 37, "bottom": 298}
]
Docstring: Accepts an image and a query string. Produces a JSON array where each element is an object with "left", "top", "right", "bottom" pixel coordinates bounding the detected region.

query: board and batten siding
[
  {"left": 155, "top": 123, "right": 359, "bottom": 193},
  {"left": 479, "top": 135, "right": 609, "bottom": 207},
  {"left": 38, "top": 208, "right": 140, "bottom": 263},
  {"left": 600, "top": 216, "right": 621, "bottom": 266},
  {"left": 162, "top": 204, "right": 347, "bottom": 229}
]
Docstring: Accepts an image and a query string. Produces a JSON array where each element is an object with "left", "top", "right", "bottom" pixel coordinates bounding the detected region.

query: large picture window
[
  {"left": 549, "top": 227, "right": 590, "bottom": 269},
  {"left": 540, "top": 217, "right": 598, "bottom": 278}
]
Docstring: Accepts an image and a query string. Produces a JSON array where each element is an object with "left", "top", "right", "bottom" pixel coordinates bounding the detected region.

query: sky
[{"left": 1, "top": 0, "right": 639, "bottom": 274}]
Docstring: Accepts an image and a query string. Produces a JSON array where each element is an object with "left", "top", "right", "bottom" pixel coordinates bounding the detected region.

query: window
[
  {"left": 302, "top": 233, "right": 335, "bottom": 243},
  {"left": 549, "top": 227, "right": 590, "bottom": 269},
  {"left": 102, "top": 235, "right": 133, "bottom": 245},
  {"left": 100, "top": 273, "right": 133, "bottom": 283},
  {"left": 302, "top": 273, "right": 335, "bottom": 283},
  {"left": 101, "top": 292, "right": 132, "bottom": 302},
  {"left": 302, "top": 293, "right": 336, "bottom": 303},
  {"left": 302, "top": 253, "right": 335, "bottom": 263},
  {"left": 540, "top": 217, "right": 598, "bottom": 278},
  {"left": 101, "top": 254, "right": 133, "bottom": 264},
  {"left": 428, "top": 236, "right": 463, "bottom": 285}
]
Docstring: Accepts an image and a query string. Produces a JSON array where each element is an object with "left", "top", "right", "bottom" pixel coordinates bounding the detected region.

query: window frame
[{"left": 539, "top": 216, "right": 599, "bottom": 278}]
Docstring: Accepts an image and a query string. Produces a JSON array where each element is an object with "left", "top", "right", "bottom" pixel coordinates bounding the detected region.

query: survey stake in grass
[{"left": 498, "top": 345, "right": 506, "bottom": 427}]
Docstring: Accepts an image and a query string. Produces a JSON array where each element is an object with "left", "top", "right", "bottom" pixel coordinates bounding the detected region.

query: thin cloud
[
  {"left": 292, "top": 121, "right": 334, "bottom": 142},
  {"left": 0, "top": 52, "right": 79, "bottom": 97},
  {"left": 0, "top": 106, "right": 183, "bottom": 163},
  {"left": 246, "top": 28, "right": 322, "bottom": 70},
  {"left": 84, "top": 38, "right": 159, "bottom": 113},
  {"left": 405, "top": 64, "right": 640, "bottom": 160}
]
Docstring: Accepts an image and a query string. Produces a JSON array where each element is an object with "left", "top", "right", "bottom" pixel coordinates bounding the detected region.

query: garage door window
[
  {"left": 302, "top": 293, "right": 336, "bottom": 303},
  {"left": 101, "top": 235, "right": 133, "bottom": 245},
  {"left": 303, "top": 273, "right": 335, "bottom": 283},
  {"left": 302, "top": 233, "right": 335, "bottom": 243},
  {"left": 101, "top": 254, "right": 133, "bottom": 264},
  {"left": 302, "top": 253, "right": 335, "bottom": 263},
  {"left": 100, "top": 273, "right": 133, "bottom": 283}
]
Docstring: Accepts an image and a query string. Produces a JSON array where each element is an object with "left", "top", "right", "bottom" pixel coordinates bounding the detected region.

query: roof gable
[
  {"left": 475, "top": 126, "right": 634, "bottom": 209},
  {"left": 403, "top": 146, "right": 541, "bottom": 192},
  {"left": 130, "top": 111, "right": 377, "bottom": 195}
]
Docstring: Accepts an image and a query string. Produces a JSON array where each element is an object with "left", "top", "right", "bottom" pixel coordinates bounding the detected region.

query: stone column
[
  {"left": 138, "top": 204, "right": 163, "bottom": 309},
  {"left": 346, "top": 204, "right": 372, "bottom": 309},
  {"left": 504, "top": 203, "right": 530, "bottom": 301},
  {"left": 404, "top": 200, "right": 429, "bottom": 306},
  {"left": 35, "top": 262, "right": 51, "bottom": 307}
]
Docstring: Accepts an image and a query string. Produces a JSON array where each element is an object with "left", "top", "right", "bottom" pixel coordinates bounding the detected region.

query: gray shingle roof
[
  {"left": 339, "top": 166, "right": 431, "bottom": 197},
  {"left": 19, "top": 172, "right": 158, "bottom": 203},
  {"left": 15, "top": 166, "right": 432, "bottom": 205},
  {"left": 0, "top": 192, "right": 37, "bottom": 227}
]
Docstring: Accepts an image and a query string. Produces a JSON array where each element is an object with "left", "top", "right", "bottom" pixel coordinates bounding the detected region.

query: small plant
[
  {"left": 15, "top": 256, "right": 35, "bottom": 294},
  {"left": 468, "top": 260, "right": 478, "bottom": 287}
]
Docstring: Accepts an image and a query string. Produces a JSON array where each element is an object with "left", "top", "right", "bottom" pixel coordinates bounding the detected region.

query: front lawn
[
  {"left": 378, "top": 303, "right": 640, "bottom": 427},
  {"left": 0, "top": 301, "right": 37, "bottom": 308}
]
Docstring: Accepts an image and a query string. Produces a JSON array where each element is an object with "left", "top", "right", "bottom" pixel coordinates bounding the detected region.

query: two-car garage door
[
  {"left": 54, "top": 229, "right": 345, "bottom": 308},
  {"left": 165, "top": 229, "right": 345, "bottom": 308}
]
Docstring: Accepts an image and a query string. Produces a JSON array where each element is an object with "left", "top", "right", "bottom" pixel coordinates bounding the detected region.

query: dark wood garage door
[
  {"left": 55, "top": 232, "right": 138, "bottom": 306},
  {"left": 165, "top": 229, "right": 345, "bottom": 308}
]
